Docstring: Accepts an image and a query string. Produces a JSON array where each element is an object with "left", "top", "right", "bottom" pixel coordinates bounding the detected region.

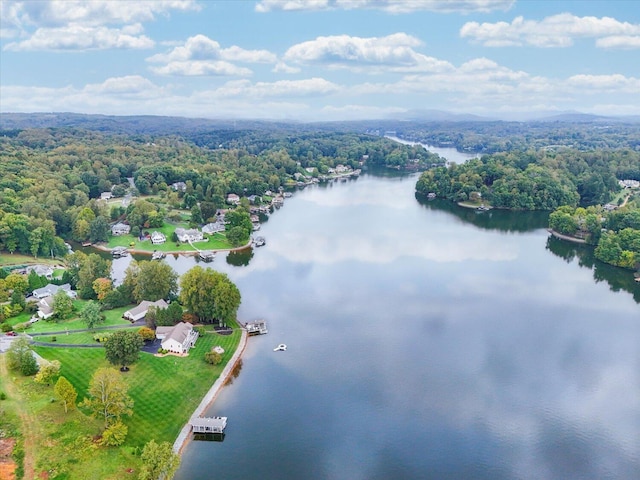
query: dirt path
[{"left": 0, "top": 356, "right": 37, "bottom": 480}]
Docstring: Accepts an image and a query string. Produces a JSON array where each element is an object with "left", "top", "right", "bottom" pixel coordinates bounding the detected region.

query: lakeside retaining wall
[{"left": 172, "top": 328, "right": 248, "bottom": 454}]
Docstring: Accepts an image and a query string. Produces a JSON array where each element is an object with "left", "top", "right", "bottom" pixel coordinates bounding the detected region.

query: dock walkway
[{"left": 173, "top": 328, "right": 248, "bottom": 454}]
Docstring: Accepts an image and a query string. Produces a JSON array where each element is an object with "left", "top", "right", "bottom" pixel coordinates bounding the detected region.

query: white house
[
  {"left": 171, "top": 181, "right": 187, "bottom": 192},
  {"left": 155, "top": 322, "right": 199, "bottom": 354},
  {"left": 37, "top": 296, "right": 55, "bottom": 319},
  {"left": 150, "top": 231, "right": 166, "bottom": 244},
  {"left": 123, "top": 299, "right": 169, "bottom": 322},
  {"left": 32, "top": 283, "right": 76, "bottom": 300},
  {"left": 202, "top": 222, "right": 225, "bottom": 235},
  {"left": 175, "top": 228, "right": 204, "bottom": 243},
  {"left": 111, "top": 222, "right": 130, "bottom": 236},
  {"left": 100, "top": 192, "right": 113, "bottom": 201},
  {"left": 226, "top": 193, "right": 240, "bottom": 205}
]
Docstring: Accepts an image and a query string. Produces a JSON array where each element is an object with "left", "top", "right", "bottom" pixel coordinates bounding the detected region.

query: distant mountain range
[
  {"left": 1, "top": 110, "right": 638, "bottom": 134},
  {"left": 389, "top": 109, "right": 640, "bottom": 123}
]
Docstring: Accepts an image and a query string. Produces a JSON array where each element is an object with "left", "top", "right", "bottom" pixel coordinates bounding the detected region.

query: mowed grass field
[
  {"left": 26, "top": 305, "right": 132, "bottom": 333},
  {"left": 107, "top": 224, "right": 233, "bottom": 253},
  {"left": 34, "top": 325, "right": 242, "bottom": 447}
]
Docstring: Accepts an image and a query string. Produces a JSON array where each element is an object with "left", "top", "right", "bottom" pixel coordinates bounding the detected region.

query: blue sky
[{"left": 1, "top": 0, "right": 639, "bottom": 121}]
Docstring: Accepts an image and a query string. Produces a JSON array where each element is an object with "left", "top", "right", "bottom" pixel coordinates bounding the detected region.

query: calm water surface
[{"left": 114, "top": 166, "right": 639, "bottom": 480}]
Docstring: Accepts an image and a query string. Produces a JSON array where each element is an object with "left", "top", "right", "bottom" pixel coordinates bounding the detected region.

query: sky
[{"left": 0, "top": 0, "right": 639, "bottom": 121}]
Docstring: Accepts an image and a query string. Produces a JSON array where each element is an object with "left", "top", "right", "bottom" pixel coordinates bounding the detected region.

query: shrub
[
  {"left": 138, "top": 327, "right": 156, "bottom": 342},
  {"left": 0, "top": 391, "right": 7, "bottom": 400},
  {"left": 100, "top": 421, "right": 128, "bottom": 447},
  {"left": 0, "top": 322, "right": 12, "bottom": 332},
  {"left": 181, "top": 313, "right": 198, "bottom": 324},
  {"left": 51, "top": 336, "right": 57, "bottom": 342},
  {"left": 204, "top": 351, "right": 222, "bottom": 365},
  {"left": 94, "top": 333, "right": 111, "bottom": 343}
]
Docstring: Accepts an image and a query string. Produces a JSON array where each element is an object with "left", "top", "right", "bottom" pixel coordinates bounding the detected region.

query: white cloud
[
  {"left": 460, "top": 13, "right": 640, "bottom": 48},
  {"left": 1, "top": 0, "right": 198, "bottom": 50},
  {"left": 147, "top": 34, "right": 277, "bottom": 76},
  {"left": 256, "top": 0, "right": 514, "bottom": 13},
  {"left": 148, "top": 34, "right": 277, "bottom": 63},
  {"left": 567, "top": 74, "right": 640, "bottom": 93},
  {"left": 2, "top": 64, "right": 639, "bottom": 120},
  {"left": 83, "top": 75, "right": 162, "bottom": 96},
  {"left": 273, "top": 61, "right": 301, "bottom": 74},
  {"left": 283, "top": 33, "right": 453, "bottom": 73},
  {"left": 216, "top": 78, "right": 340, "bottom": 98},
  {"left": 1, "top": 0, "right": 199, "bottom": 30},
  {"left": 4, "top": 24, "right": 154, "bottom": 51},
  {"left": 595, "top": 35, "right": 640, "bottom": 49},
  {"left": 150, "top": 60, "right": 253, "bottom": 77},
  {"left": 0, "top": 76, "right": 169, "bottom": 114},
  {"left": 0, "top": 76, "right": 339, "bottom": 119}
]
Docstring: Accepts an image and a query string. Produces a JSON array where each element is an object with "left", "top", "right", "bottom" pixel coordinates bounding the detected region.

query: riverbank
[
  {"left": 173, "top": 328, "right": 248, "bottom": 454},
  {"left": 90, "top": 238, "right": 253, "bottom": 256},
  {"left": 547, "top": 228, "right": 587, "bottom": 244}
]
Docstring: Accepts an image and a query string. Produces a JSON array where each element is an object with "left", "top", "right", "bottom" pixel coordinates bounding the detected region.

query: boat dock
[
  {"left": 111, "top": 246, "right": 129, "bottom": 258},
  {"left": 199, "top": 250, "right": 216, "bottom": 261},
  {"left": 245, "top": 320, "right": 268, "bottom": 335},
  {"left": 191, "top": 416, "right": 227, "bottom": 434}
]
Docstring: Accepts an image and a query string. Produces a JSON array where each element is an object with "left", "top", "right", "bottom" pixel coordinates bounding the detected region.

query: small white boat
[{"left": 273, "top": 344, "right": 287, "bottom": 352}]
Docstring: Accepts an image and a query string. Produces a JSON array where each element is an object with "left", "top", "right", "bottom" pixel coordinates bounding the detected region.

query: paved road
[{"left": 0, "top": 334, "right": 16, "bottom": 352}]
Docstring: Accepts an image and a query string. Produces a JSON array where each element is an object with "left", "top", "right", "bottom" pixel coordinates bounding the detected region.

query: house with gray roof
[
  {"left": 32, "top": 283, "right": 76, "bottom": 300},
  {"left": 123, "top": 299, "right": 169, "bottom": 322},
  {"left": 37, "top": 296, "right": 55, "bottom": 319},
  {"left": 111, "top": 222, "right": 130, "bottom": 236},
  {"left": 175, "top": 228, "right": 204, "bottom": 243},
  {"left": 156, "top": 322, "right": 199, "bottom": 354}
]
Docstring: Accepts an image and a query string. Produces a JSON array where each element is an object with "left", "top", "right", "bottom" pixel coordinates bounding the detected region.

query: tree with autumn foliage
[{"left": 92, "top": 277, "right": 112, "bottom": 301}]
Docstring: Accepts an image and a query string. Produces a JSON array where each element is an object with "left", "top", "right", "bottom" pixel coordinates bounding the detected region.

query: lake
[{"left": 113, "top": 163, "right": 639, "bottom": 480}]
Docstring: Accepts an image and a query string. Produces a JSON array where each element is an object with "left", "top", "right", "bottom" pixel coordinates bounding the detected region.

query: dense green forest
[
  {"left": 387, "top": 119, "right": 640, "bottom": 153},
  {"left": 2, "top": 115, "right": 639, "bottom": 273},
  {"left": 415, "top": 144, "right": 640, "bottom": 270},
  {"left": 549, "top": 203, "right": 640, "bottom": 269},
  {"left": 416, "top": 149, "right": 639, "bottom": 209},
  {"left": 0, "top": 125, "right": 439, "bottom": 258}
]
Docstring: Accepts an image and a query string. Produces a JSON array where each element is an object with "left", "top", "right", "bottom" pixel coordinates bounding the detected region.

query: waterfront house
[
  {"left": 150, "top": 231, "right": 166, "bottom": 244},
  {"left": 111, "top": 222, "right": 130, "bottom": 236},
  {"left": 156, "top": 322, "right": 199, "bottom": 354},
  {"left": 32, "top": 283, "right": 76, "bottom": 300},
  {"left": 175, "top": 228, "right": 204, "bottom": 243},
  {"left": 123, "top": 299, "right": 169, "bottom": 322},
  {"left": 202, "top": 222, "right": 225, "bottom": 235}
]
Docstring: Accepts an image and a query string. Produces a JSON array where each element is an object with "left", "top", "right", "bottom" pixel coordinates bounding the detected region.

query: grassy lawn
[
  {"left": 5, "top": 310, "right": 33, "bottom": 328},
  {"left": 0, "top": 323, "right": 244, "bottom": 478},
  {"left": 24, "top": 305, "right": 131, "bottom": 334},
  {"left": 107, "top": 229, "right": 233, "bottom": 252},
  {"left": 0, "top": 252, "right": 63, "bottom": 268},
  {"left": 34, "top": 330, "right": 116, "bottom": 344},
  {"left": 1, "top": 353, "right": 141, "bottom": 479},
  {"left": 34, "top": 325, "right": 242, "bottom": 447}
]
